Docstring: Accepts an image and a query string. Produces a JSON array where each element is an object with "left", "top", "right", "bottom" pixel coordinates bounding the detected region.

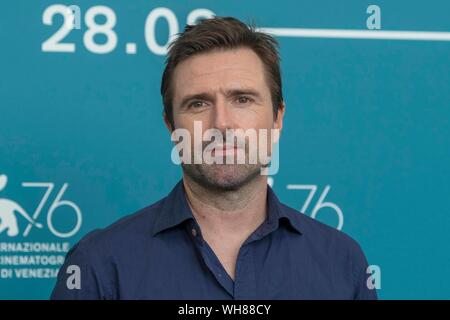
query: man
[{"left": 51, "top": 17, "right": 377, "bottom": 300}]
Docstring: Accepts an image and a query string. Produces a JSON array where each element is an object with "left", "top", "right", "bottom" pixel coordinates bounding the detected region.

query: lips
[
  {"left": 211, "top": 145, "right": 239, "bottom": 156},
  {"left": 219, "top": 145, "right": 236, "bottom": 150}
]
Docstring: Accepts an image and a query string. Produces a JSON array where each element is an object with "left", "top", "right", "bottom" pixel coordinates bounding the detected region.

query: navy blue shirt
[{"left": 51, "top": 180, "right": 377, "bottom": 300}]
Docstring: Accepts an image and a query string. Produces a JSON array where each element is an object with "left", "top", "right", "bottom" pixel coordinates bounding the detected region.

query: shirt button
[{"left": 191, "top": 228, "right": 197, "bottom": 237}]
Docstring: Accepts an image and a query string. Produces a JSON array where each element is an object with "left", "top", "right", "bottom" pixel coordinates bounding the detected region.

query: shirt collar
[
  {"left": 152, "top": 179, "right": 302, "bottom": 236},
  {"left": 152, "top": 180, "right": 194, "bottom": 236},
  {"left": 266, "top": 183, "right": 303, "bottom": 235}
]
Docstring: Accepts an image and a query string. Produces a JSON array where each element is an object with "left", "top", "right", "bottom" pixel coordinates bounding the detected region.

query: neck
[{"left": 182, "top": 174, "right": 268, "bottom": 237}]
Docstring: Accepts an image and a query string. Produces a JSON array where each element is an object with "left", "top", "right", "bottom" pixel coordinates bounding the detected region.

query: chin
[{"left": 185, "top": 163, "right": 262, "bottom": 191}]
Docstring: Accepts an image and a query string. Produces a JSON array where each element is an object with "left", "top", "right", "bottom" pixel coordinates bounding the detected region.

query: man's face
[{"left": 167, "top": 47, "right": 284, "bottom": 191}]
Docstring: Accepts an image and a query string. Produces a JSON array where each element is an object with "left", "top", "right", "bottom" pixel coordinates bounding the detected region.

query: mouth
[{"left": 211, "top": 145, "right": 239, "bottom": 157}]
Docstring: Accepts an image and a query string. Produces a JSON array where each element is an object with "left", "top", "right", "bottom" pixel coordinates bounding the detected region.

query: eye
[
  {"left": 189, "top": 100, "right": 206, "bottom": 109},
  {"left": 236, "top": 96, "right": 253, "bottom": 104}
]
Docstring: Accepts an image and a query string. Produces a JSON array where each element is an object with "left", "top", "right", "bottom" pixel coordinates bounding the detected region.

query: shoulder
[
  {"left": 68, "top": 197, "right": 166, "bottom": 260},
  {"left": 51, "top": 197, "right": 167, "bottom": 299},
  {"left": 278, "top": 202, "right": 377, "bottom": 299},
  {"left": 278, "top": 202, "right": 369, "bottom": 269}
]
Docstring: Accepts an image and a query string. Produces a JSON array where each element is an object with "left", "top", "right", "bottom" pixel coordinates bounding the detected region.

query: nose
[{"left": 211, "top": 97, "right": 233, "bottom": 132}]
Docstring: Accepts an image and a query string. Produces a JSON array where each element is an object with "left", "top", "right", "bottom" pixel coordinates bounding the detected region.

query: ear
[
  {"left": 163, "top": 111, "right": 174, "bottom": 133},
  {"left": 273, "top": 101, "right": 285, "bottom": 140}
]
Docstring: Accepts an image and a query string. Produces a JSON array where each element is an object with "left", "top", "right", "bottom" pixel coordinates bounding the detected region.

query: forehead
[{"left": 172, "top": 47, "right": 269, "bottom": 101}]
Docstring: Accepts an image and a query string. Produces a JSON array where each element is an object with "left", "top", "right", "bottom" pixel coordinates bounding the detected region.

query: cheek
[
  {"left": 240, "top": 114, "right": 274, "bottom": 130},
  {"left": 237, "top": 109, "right": 274, "bottom": 130},
  {"left": 174, "top": 113, "right": 206, "bottom": 131},
  {"left": 176, "top": 107, "right": 215, "bottom": 124}
]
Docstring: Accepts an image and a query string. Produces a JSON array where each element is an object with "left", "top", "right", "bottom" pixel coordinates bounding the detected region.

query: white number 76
[{"left": 287, "top": 184, "right": 344, "bottom": 230}]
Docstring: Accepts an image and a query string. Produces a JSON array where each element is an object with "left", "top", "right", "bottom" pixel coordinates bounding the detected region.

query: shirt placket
[{"left": 185, "top": 221, "right": 235, "bottom": 298}]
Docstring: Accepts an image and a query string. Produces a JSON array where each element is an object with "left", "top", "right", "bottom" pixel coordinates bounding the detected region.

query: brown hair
[{"left": 160, "top": 16, "right": 284, "bottom": 129}]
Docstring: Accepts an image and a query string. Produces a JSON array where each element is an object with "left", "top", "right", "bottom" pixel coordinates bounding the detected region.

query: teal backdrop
[{"left": 0, "top": 0, "right": 449, "bottom": 299}]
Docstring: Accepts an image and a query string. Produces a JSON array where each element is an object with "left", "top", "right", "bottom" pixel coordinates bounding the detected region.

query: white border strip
[{"left": 257, "top": 28, "right": 450, "bottom": 41}]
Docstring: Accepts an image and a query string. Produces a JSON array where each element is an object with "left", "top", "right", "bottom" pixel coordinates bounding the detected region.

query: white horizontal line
[{"left": 257, "top": 28, "right": 450, "bottom": 41}]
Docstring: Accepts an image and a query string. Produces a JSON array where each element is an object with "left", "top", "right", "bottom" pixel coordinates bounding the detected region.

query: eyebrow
[{"left": 179, "top": 89, "right": 263, "bottom": 109}]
